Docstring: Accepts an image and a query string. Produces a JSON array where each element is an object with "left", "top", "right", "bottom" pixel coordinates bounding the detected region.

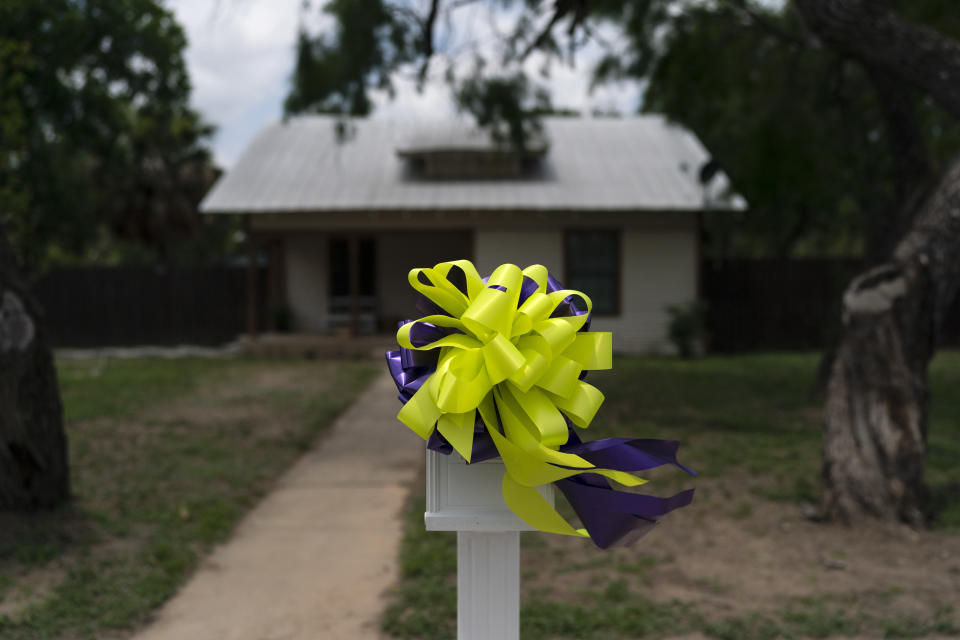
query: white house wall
[
  {"left": 285, "top": 233, "right": 329, "bottom": 332},
  {"left": 474, "top": 220, "right": 697, "bottom": 355},
  {"left": 271, "top": 212, "right": 697, "bottom": 353},
  {"left": 282, "top": 229, "right": 472, "bottom": 332},
  {"left": 473, "top": 229, "right": 563, "bottom": 276},
  {"left": 591, "top": 229, "right": 697, "bottom": 354}
]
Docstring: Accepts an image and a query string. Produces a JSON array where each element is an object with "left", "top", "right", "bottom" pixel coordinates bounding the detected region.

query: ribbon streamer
[{"left": 386, "top": 260, "right": 694, "bottom": 548}]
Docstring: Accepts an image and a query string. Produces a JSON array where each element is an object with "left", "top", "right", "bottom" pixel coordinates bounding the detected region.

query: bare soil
[{"left": 523, "top": 472, "right": 960, "bottom": 636}]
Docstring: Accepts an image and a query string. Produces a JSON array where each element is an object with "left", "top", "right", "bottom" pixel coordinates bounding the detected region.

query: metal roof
[{"left": 200, "top": 115, "right": 744, "bottom": 214}]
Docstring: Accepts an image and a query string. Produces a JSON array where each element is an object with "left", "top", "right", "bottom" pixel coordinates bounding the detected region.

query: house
[{"left": 200, "top": 115, "right": 742, "bottom": 354}]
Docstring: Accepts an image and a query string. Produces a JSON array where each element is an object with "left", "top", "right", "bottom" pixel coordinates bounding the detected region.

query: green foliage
[
  {"left": 287, "top": 1, "right": 552, "bottom": 149},
  {"left": 0, "top": 0, "right": 227, "bottom": 272},
  {"left": 0, "top": 39, "right": 33, "bottom": 228},
  {"left": 284, "top": 0, "right": 416, "bottom": 116},
  {"left": 665, "top": 300, "right": 707, "bottom": 358},
  {"left": 645, "top": 6, "right": 879, "bottom": 257},
  {"left": 596, "top": 1, "right": 960, "bottom": 258},
  {"left": 454, "top": 72, "right": 552, "bottom": 151}
]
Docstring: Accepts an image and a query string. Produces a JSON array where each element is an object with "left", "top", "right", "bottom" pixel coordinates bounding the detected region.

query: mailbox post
[{"left": 425, "top": 450, "right": 554, "bottom": 640}]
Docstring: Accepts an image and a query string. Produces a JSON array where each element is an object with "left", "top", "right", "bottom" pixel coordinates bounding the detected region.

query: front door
[{"left": 329, "top": 236, "right": 376, "bottom": 334}]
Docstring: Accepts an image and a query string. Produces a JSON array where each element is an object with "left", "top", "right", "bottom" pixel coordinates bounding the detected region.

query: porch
[
  {"left": 238, "top": 332, "right": 396, "bottom": 359},
  {"left": 244, "top": 227, "right": 475, "bottom": 337}
]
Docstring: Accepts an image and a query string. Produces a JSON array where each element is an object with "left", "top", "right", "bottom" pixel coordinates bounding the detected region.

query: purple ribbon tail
[
  {"left": 559, "top": 437, "right": 697, "bottom": 476},
  {"left": 556, "top": 473, "right": 695, "bottom": 549}
]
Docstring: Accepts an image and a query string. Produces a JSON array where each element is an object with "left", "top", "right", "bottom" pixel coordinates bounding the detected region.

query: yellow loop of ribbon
[{"left": 395, "top": 260, "right": 635, "bottom": 536}]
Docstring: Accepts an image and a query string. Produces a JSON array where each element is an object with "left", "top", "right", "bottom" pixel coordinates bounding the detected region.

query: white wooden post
[
  {"left": 425, "top": 450, "right": 554, "bottom": 640},
  {"left": 457, "top": 531, "right": 519, "bottom": 639}
]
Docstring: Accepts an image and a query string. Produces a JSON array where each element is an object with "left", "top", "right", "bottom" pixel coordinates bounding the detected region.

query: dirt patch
[
  {"left": 524, "top": 472, "right": 960, "bottom": 630},
  {"left": 139, "top": 360, "right": 343, "bottom": 439},
  {"left": 0, "top": 564, "right": 66, "bottom": 618},
  {"left": 0, "top": 507, "right": 87, "bottom": 619}
]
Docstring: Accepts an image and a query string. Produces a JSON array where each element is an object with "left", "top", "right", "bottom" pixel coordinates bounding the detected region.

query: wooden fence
[
  {"left": 31, "top": 261, "right": 960, "bottom": 350},
  {"left": 701, "top": 259, "right": 857, "bottom": 352},
  {"left": 34, "top": 265, "right": 265, "bottom": 348},
  {"left": 702, "top": 259, "right": 960, "bottom": 352}
]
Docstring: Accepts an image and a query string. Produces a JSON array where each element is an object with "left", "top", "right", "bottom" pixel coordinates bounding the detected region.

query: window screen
[{"left": 564, "top": 230, "right": 620, "bottom": 315}]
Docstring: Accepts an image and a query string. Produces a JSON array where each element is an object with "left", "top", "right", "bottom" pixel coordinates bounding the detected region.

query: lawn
[
  {"left": 0, "top": 355, "right": 378, "bottom": 639},
  {"left": 383, "top": 352, "right": 960, "bottom": 640}
]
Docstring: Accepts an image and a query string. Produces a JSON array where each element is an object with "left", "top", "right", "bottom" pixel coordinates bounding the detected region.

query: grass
[
  {"left": 700, "top": 599, "right": 958, "bottom": 640},
  {"left": 584, "top": 353, "right": 824, "bottom": 491},
  {"left": 56, "top": 357, "right": 246, "bottom": 422},
  {"left": 927, "top": 354, "right": 960, "bottom": 528},
  {"left": 0, "top": 355, "right": 377, "bottom": 640},
  {"left": 381, "top": 497, "right": 457, "bottom": 640},
  {"left": 381, "top": 352, "right": 960, "bottom": 639}
]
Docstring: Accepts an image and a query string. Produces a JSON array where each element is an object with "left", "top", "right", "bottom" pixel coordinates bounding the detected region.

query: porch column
[
  {"left": 245, "top": 215, "right": 259, "bottom": 337},
  {"left": 265, "top": 236, "right": 286, "bottom": 332},
  {"left": 348, "top": 235, "right": 360, "bottom": 337}
]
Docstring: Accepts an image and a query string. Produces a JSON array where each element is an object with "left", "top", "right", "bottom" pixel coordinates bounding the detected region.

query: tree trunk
[
  {"left": 792, "top": 0, "right": 960, "bottom": 525},
  {"left": 822, "top": 157, "right": 960, "bottom": 525},
  {"left": 0, "top": 225, "right": 69, "bottom": 510},
  {"left": 812, "top": 68, "right": 935, "bottom": 398}
]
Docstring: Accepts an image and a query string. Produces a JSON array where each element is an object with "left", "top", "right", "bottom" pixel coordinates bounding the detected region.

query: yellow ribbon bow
[{"left": 396, "top": 260, "right": 644, "bottom": 538}]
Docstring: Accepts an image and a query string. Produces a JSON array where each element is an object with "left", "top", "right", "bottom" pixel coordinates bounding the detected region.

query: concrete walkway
[{"left": 134, "top": 371, "right": 422, "bottom": 640}]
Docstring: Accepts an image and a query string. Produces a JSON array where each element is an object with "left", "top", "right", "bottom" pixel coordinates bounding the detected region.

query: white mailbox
[
  {"left": 424, "top": 449, "right": 555, "bottom": 640},
  {"left": 424, "top": 449, "right": 555, "bottom": 531}
]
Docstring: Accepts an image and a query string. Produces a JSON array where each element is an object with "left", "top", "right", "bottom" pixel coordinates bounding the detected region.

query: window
[
  {"left": 329, "top": 239, "right": 350, "bottom": 297},
  {"left": 564, "top": 230, "right": 620, "bottom": 315},
  {"left": 329, "top": 237, "right": 375, "bottom": 296}
]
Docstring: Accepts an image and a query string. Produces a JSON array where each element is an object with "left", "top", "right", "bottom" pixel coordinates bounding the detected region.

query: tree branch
[
  {"left": 794, "top": 0, "right": 960, "bottom": 120},
  {"left": 721, "top": 0, "right": 810, "bottom": 48},
  {"left": 520, "top": 0, "right": 589, "bottom": 61},
  {"left": 417, "top": 0, "right": 441, "bottom": 86},
  {"left": 893, "top": 154, "right": 960, "bottom": 334}
]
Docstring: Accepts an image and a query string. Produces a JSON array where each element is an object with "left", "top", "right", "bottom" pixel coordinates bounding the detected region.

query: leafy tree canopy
[
  {"left": 607, "top": 1, "right": 960, "bottom": 258},
  {"left": 286, "top": 0, "right": 960, "bottom": 259},
  {"left": 285, "top": 0, "right": 560, "bottom": 149},
  {"left": 0, "top": 0, "right": 229, "bottom": 272}
]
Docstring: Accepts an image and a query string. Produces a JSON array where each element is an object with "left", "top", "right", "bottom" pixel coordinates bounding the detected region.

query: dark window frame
[{"left": 563, "top": 229, "right": 622, "bottom": 317}]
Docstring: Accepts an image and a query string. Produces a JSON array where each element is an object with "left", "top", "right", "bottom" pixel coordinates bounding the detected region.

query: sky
[{"left": 167, "top": 0, "right": 642, "bottom": 169}]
